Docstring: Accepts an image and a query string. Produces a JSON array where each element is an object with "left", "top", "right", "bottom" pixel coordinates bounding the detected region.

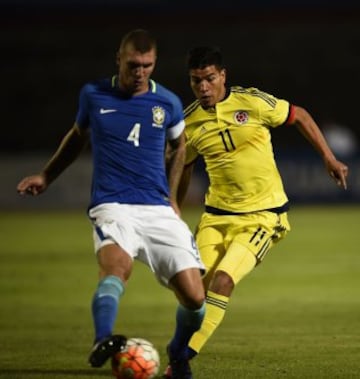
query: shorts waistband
[{"left": 205, "top": 202, "right": 290, "bottom": 215}]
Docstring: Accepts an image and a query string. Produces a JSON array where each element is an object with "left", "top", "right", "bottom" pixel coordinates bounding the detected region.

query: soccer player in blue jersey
[{"left": 17, "top": 29, "right": 205, "bottom": 379}]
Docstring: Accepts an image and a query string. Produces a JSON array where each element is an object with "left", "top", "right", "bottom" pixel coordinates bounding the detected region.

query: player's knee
[
  {"left": 178, "top": 286, "right": 205, "bottom": 310},
  {"left": 194, "top": 291, "right": 206, "bottom": 308},
  {"left": 210, "top": 270, "right": 235, "bottom": 295},
  {"left": 98, "top": 244, "right": 133, "bottom": 283},
  {"left": 184, "top": 296, "right": 205, "bottom": 310},
  {"left": 169, "top": 268, "right": 205, "bottom": 309}
]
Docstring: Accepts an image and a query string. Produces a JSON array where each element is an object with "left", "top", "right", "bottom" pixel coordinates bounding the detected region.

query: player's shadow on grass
[{"left": 0, "top": 368, "right": 110, "bottom": 377}]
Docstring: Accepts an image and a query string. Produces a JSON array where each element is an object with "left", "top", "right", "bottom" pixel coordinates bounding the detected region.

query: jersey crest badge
[
  {"left": 152, "top": 106, "right": 165, "bottom": 128},
  {"left": 234, "top": 111, "right": 249, "bottom": 125}
]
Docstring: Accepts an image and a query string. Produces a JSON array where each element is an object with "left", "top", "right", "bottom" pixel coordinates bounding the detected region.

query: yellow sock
[{"left": 188, "top": 290, "right": 229, "bottom": 354}]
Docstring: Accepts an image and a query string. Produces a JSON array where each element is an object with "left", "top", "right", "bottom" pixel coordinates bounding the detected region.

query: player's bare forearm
[
  {"left": 166, "top": 134, "right": 186, "bottom": 213},
  {"left": 177, "top": 163, "right": 194, "bottom": 208},
  {"left": 17, "top": 124, "right": 89, "bottom": 196},
  {"left": 292, "top": 105, "right": 349, "bottom": 189},
  {"left": 42, "top": 124, "right": 89, "bottom": 184}
]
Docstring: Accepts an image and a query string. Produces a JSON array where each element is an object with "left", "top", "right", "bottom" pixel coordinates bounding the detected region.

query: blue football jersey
[{"left": 76, "top": 76, "right": 185, "bottom": 208}]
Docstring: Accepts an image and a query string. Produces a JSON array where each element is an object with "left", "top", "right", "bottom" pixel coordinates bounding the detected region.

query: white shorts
[{"left": 88, "top": 203, "right": 205, "bottom": 286}]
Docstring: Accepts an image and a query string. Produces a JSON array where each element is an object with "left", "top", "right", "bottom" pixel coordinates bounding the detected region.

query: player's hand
[
  {"left": 326, "top": 159, "right": 348, "bottom": 190},
  {"left": 17, "top": 174, "right": 48, "bottom": 196}
]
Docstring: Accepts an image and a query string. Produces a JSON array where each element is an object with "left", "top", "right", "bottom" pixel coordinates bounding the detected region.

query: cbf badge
[
  {"left": 234, "top": 110, "right": 249, "bottom": 125},
  {"left": 152, "top": 106, "right": 165, "bottom": 128}
]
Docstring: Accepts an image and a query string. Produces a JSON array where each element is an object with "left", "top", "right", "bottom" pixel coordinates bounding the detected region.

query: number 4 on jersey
[{"left": 127, "top": 123, "right": 141, "bottom": 147}]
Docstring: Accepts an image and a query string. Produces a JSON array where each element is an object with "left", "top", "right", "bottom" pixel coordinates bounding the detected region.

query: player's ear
[{"left": 221, "top": 68, "right": 227, "bottom": 82}]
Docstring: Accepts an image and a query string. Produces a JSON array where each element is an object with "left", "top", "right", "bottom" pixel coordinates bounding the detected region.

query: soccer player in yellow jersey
[{"left": 165, "top": 46, "right": 349, "bottom": 373}]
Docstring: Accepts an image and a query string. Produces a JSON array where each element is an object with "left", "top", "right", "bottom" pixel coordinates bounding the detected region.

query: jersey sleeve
[
  {"left": 75, "top": 84, "right": 91, "bottom": 129},
  {"left": 166, "top": 93, "right": 185, "bottom": 140},
  {"left": 250, "top": 88, "right": 291, "bottom": 128},
  {"left": 167, "top": 119, "right": 185, "bottom": 140}
]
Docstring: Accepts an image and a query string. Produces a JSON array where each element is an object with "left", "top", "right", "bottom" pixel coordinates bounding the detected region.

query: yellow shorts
[{"left": 196, "top": 211, "right": 290, "bottom": 287}]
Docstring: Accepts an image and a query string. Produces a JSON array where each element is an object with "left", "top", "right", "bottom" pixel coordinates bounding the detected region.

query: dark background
[{"left": 2, "top": 0, "right": 360, "bottom": 153}]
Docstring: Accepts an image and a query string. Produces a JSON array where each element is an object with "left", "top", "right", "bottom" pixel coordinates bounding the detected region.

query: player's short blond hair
[{"left": 119, "top": 29, "right": 157, "bottom": 54}]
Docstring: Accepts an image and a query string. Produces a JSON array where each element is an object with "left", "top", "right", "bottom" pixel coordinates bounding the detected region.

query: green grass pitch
[{"left": 0, "top": 206, "right": 359, "bottom": 378}]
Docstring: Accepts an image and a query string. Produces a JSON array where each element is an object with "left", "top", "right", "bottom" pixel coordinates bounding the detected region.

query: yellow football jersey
[{"left": 184, "top": 86, "right": 291, "bottom": 213}]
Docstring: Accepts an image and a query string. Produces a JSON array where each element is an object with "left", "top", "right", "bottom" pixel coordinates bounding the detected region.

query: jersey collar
[{"left": 111, "top": 75, "right": 156, "bottom": 94}]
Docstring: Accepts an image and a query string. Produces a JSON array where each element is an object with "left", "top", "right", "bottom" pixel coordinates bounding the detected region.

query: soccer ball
[{"left": 111, "top": 337, "right": 160, "bottom": 379}]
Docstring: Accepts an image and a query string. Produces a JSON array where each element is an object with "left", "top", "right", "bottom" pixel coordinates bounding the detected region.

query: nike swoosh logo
[{"left": 100, "top": 108, "right": 117, "bottom": 114}]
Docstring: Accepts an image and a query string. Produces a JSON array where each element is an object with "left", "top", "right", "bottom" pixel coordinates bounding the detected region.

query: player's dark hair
[
  {"left": 120, "top": 29, "right": 157, "bottom": 54},
  {"left": 186, "top": 46, "right": 224, "bottom": 70}
]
